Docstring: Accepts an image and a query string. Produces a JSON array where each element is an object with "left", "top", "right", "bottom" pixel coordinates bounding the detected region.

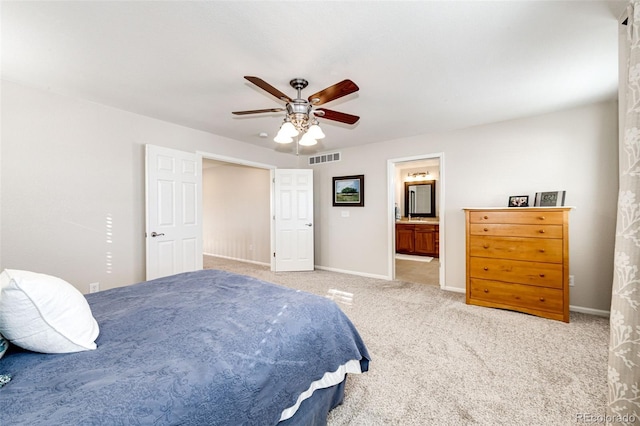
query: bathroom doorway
[{"left": 388, "top": 154, "right": 444, "bottom": 287}]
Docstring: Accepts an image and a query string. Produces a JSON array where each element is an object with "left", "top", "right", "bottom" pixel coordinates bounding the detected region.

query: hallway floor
[{"left": 395, "top": 257, "right": 440, "bottom": 286}]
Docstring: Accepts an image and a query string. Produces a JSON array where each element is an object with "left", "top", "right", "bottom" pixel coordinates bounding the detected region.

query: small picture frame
[
  {"left": 508, "top": 195, "right": 529, "bottom": 207},
  {"left": 333, "top": 175, "right": 364, "bottom": 207},
  {"left": 534, "top": 191, "right": 566, "bottom": 207}
]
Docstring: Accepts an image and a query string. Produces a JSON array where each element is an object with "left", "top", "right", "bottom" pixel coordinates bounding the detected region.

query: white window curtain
[{"left": 609, "top": 2, "right": 640, "bottom": 423}]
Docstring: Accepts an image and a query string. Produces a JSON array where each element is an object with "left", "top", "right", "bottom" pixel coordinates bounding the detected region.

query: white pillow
[{"left": 0, "top": 269, "right": 99, "bottom": 353}]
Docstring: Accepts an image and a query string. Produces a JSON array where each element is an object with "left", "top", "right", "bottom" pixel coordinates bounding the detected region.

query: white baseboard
[
  {"left": 569, "top": 305, "right": 610, "bottom": 317},
  {"left": 204, "top": 253, "right": 270, "bottom": 268},
  {"left": 441, "top": 285, "right": 465, "bottom": 294},
  {"left": 314, "top": 265, "right": 390, "bottom": 281}
]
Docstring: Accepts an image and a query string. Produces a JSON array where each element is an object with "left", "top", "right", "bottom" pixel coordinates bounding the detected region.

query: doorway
[
  {"left": 388, "top": 154, "right": 444, "bottom": 287},
  {"left": 200, "top": 153, "right": 275, "bottom": 269},
  {"left": 199, "top": 153, "right": 315, "bottom": 273}
]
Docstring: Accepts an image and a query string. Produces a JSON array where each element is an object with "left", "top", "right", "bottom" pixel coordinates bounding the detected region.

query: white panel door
[
  {"left": 145, "top": 144, "right": 203, "bottom": 280},
  {"left": 275, "top": 169, "right": 314, "bottom": 271}
]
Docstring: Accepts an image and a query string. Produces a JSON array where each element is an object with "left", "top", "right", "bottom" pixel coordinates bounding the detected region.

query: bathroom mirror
[{"left": 404, "top": 180, "right": 436, "bottom": 217}]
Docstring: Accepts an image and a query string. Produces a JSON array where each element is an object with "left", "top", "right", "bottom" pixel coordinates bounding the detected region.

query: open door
[
  {"left": 145, "top": 144, "right": 203, "bottom": 280},
  {"left": 274, "top": 169, "right": 314, "bottom": 271}
]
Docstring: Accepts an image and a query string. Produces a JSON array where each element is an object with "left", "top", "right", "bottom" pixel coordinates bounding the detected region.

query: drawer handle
[
  {"left": 539, "top": 229, "right": 545, "bottom": 234},
  {"left": 483, "top": 244, "right": 489, "bottom": 249},
  {"left": 539, "top": 216, "right": 546, "bottom": 220},
  {"left": 483, "top": 267, "right": 489, "bottom": 271},
  {"left": 539, "top": 249, "right": 545, "bottom": 253},
  {"left": 483, "top": 288, "right": 489, "bottom": 293},
  {"left": 539, "top": 273, "right": 545, "bottom": 278},
  {"left": 539, "top": 297, "right": 545, "bottom": 302},
  {"left": 483, "top": 227, "right": 489, "bottom": 232},
  {"left": 483, "top": 215, "right": 489, "bottom": 220}
]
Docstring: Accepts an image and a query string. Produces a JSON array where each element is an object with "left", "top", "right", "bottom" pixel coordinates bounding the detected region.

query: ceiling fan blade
[
  {"left": 314, "top": 108, "right": 360, "bottom": 125},
  {"left": 232, "top": 108, "right": 285, "bottom": 115},
  {"left": 244, "top": 76, "right": 292, "bottom": 102},
  {"left": 308, "top": 79, "right": 359, "bottom": 106}
]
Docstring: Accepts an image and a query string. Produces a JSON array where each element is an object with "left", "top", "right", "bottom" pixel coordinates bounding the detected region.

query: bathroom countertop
[{"left": 396, "top": 218, "right": 439, "bottom": 224}]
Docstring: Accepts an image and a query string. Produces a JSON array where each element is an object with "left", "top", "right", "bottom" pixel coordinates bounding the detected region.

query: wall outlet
[
  {"left": 569, "top": 275, "right": 575, "bottom": 287},
  {"left": 89, "top": 282, "right": 100, "bottom": 293}
]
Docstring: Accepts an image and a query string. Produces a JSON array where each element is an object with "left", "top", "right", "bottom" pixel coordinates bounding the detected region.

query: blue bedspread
[{"left": 0, "top": 269, "right": 369, "bottom": 425}]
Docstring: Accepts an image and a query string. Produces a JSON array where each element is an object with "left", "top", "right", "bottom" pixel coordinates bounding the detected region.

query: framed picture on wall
[
  {"left": 333, "top": 175, "right": 364, "bottom": 207},
  {"left": 534, "top": 191, "right": 566, "bottom": 207},
  {"left": 508, "top": 195, "right": 529, "bottom": 207}
]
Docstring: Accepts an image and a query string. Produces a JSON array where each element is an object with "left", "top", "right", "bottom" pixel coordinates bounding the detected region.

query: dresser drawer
[
  {"left": 468, "top": 236, "right": 563, "bottom": 263},
  {"left": 469, "top": 278, "right": 563, "bottom": 314},
  {"left": 469, "top": 211, "right": 564, "bottom": 225},
  {"left": 468, "top": 223, "right": 562, "bottom": 239},
  {"left": 469, "top": 257, "right": 563, "bottom": 289}
]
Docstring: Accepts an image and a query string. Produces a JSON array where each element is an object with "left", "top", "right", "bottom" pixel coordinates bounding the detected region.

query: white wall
[
  {"left": 311, "top": 100, "right": 619, "bottom": 312},
  {"left": 0, "top": 81, "right": 296, "bottom": 292},
  {"left": 1, "top": 80, "right": 619, "bottom": 312},
  {"left": 202, "top": 162, "right": 271, "bottom": 264}
]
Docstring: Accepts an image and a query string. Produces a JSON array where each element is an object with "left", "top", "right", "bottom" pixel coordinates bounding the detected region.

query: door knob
[
  {"left": 305, "top": 223, "right": 313, "bottom": 227},
  {"left": 150, "top": 232, "right": 165, "bottom": 237}
]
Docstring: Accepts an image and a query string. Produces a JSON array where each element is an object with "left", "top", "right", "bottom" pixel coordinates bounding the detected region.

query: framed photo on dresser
[
  {"left": 534, "top": 191, "right": 566, "bottom": 207},
  {"left": 508, "top": 195, "right": 529, "bottom": 207}
]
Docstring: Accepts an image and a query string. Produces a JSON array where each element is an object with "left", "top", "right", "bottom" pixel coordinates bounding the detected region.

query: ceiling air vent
[{"left": 309, "top": 152, "right": 341, "bottom": 166}]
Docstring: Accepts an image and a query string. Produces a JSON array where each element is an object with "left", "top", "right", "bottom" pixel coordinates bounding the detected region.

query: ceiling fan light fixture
[
  {"left": 307, "top": 123, "right": 325, "bottom": 140},
  {"left": 234, "top": 76, "right": 360, "bottom": 150},
  {"left": 280, "top": 120, "right": 299, "bottom": 137},
  {"left": 298, "top": 132, "right": 317, "bottom": 146},
  {"left": 274, "top": 131, "right": 293, "bottom": 144}
]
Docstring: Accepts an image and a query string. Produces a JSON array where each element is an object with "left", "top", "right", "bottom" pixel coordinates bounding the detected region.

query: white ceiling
[{"left": 1, "top": 1, "right": 627, "bottom": 155}]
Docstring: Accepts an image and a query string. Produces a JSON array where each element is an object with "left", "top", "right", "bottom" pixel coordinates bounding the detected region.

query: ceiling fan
[{"left": 232, "top": 76, "right": 360, "bottom": 146}]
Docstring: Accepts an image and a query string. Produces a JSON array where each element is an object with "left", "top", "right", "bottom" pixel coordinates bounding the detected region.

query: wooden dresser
[{"left": 464, "top": 207, "right": 571, "bottom": 322}]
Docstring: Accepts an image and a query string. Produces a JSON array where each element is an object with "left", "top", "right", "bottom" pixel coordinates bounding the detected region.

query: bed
[{"left": 0, "top": 269, "right": 370, "bottom": 425}]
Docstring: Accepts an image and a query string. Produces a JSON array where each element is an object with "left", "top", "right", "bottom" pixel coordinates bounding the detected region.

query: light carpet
[{"left": 203, "top": 255, "right": 609, "bottom": 425}]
